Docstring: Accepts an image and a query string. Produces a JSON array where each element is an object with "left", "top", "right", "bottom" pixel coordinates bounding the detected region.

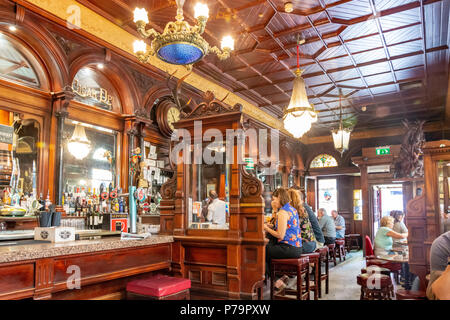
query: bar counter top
[{"left": 0, "top": 235, "right": 174, "bottom": 264}]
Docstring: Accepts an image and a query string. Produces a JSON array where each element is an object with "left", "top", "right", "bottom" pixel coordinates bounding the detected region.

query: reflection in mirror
[
  {"left": 62, "top": 120, "right": 117, "bottom": 194},
  {"left": 0, "top": 109, "right": 39, "bottom": 213},
  {"left": 187, "top": 145, "right": 230, "bottom": 230},
  {"left": 437, "top": 161, "right": 450, "bottom": 234}
]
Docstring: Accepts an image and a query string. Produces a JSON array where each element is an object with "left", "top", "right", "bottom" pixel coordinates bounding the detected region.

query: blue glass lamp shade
[{"left": 157, "top": 42, "right": 204, "bottom": 65}]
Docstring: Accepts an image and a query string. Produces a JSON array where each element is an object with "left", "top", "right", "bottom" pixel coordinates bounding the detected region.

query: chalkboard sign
[{"left": 0, "top": 124, "right": 14, "bottom": 144}]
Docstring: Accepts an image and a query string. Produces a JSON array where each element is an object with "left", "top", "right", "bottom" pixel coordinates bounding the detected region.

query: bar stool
[
  {"left": 270, "top": 256, "right": 310, "bottom": 300},
  {"left": 327, "top": 243, "right": 337, "bottom": 266},
  {"left": 356, "top": 273, "right": 393, "bottom": 300},
  {"left": 315, "top": 246, "right": 329, "bottom": 298},
  {"left": 301, "top": 252, "right": 320, "bottom": 300},
  {"left": 335, "top": 239, "right": 346, "bottom": 262},
  {"left": 345, "top": 234, "right": 361, "bottom": 252},
  {"left": 126, "top": 274, "right": 191, "bottom": 300}
]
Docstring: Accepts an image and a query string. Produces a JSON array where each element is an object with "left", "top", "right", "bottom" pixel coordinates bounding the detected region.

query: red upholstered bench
[{"left": 126, "top": 275, "right": 191, "bottom": 300}]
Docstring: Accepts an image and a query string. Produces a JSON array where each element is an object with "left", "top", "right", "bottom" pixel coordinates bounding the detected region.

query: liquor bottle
[
  {"left": 39, "top": 192, "right": 45, "bottom": 210},
  {"left": 45, "top": 190, "right": 51, "bottom": 211},
  {"left": 119, "top": 196, "right": 124, "bottom": 213}
]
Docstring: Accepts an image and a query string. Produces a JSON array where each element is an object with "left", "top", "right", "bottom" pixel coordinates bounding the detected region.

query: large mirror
[
  {"left": 62, "top": 119, "right": 117, "bottom": 193},
  {"left": 187, "top": 143, "right": 230, "bottom": 230},
  {"left": 0, "top": 109, "right": 40, "bottom": 208}
]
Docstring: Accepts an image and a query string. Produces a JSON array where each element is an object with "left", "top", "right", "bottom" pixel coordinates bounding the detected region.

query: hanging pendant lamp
[
  {"left": 283, "top": 37, "right": 317, "bottom": 139},
  {"left": 332, "top": 89, "right": 352, "bottom": 155},
  {"left": 68, "top": 123, "right": 91, "bottom": 160}
]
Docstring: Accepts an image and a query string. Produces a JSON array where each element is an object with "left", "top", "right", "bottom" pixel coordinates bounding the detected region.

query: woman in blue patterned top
[{"left": 264, "top": 188, "right": 303, "bottom": 283}]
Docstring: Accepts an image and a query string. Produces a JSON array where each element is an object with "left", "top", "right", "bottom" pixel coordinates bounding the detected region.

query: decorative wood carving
[
  {"left": 240, "top": 164, "right": 263, "bottom": 203},
  {"left": 50, "top": 32, "right": 82, "bottom": 56},
  {"left": 183, "top": 91, "right": 242, "bottom": 119},
  {"left": 161, "top": 173, "right": 177, "bottom": 200},
  {"left": 394, "top": 120, "right": 425, "bottom": 178},
  {"left": 406, "top": 194, "right": 425, "bottom": 217},
  {"left": 129, "top": 68, "right": 154, "bottom": 96}
]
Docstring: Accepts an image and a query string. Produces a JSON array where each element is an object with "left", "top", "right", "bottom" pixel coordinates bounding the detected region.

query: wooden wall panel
[
  {"left": 0, "top": 263, "right": 35, "bottom": 297},
  {"left": 53, "top": 244, "right": 170, "bottom": 283},
  {"left": 184, "top": 246, "right": 227, "bottom": 267}
]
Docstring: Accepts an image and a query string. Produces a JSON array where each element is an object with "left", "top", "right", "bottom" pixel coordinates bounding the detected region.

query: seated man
[
  {"left": 331, "top": 210, "right": 345, "bottom": 239},
  {"left": 427, "top": 231, "right": 450, "bottom": 300},
  {"left": 318, "top": 208, "right": 336, "bottom": 245},
  {"left": 206, "top": 190, "right": 226, "bottom": 225}
]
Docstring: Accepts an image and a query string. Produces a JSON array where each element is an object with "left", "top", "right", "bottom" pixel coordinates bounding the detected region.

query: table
[{"left": 377, "top": 246, "right": 413, "bottom": 290}]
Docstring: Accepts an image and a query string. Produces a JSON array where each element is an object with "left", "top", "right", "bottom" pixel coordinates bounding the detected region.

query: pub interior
[{"left": 0, "top": 0, "right": 449, "bottom": 301}]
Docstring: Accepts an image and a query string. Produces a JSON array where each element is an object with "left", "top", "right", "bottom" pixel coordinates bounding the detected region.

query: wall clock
[{"left": 156, "top": 99, "right": 181, "bottom": 137}]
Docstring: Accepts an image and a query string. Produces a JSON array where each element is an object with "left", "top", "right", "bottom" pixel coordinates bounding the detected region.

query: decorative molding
[
  {"left": 129, "top": 68, "right": 154, "bottom": 96},
  {"left": 50, "top": 32, "right": 82, "bottom": 56},
  {"left": 15, "top": 4, "right": 26, "bottom": 23},
  {"left": 161, "top": 173, "right": 177, "bottom": 200},
  {"left": 183, "top": 91, "right": 242, "bottom": 119},
  {"left": 240, "top": 164, "right": 263, "bottom": 202},
  {"left": 394, "top": 120, "right": 425, "bottom": 178}
]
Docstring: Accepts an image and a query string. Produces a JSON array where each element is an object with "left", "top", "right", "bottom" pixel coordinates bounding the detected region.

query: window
[
  {"left": 0, "top": 33, "right": 42, "bottom": 88},
  {"left": 310, "top": 154, "right": 338, "bottom": 168}
]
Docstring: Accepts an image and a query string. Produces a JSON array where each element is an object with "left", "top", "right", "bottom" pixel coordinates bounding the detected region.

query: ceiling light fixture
[
  {"left": 8, "top": 26, "right": 17, "bottom": 32},
  {"left": 133, "top": 0, "right": 234, "bottom": 69},
  {"left": 97, "top": 63, "right": 104, "bottom": 69},
  {"left": 283, "top": 36, "right": 317, "bottom": 139},
  {"left": 285, "top": 2, "right": 294, "bottom": 13},
  {"left": 332, "top": 89, "right": 353, "bottom": 155}
]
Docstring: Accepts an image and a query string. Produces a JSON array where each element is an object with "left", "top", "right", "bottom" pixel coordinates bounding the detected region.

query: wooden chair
[
  {"left": 270, "top": 257, "right": 310, "bottom": 300},
  {"left": 345, "top": 234, "right": 361, "bottom": 252},
  {"left": 327, "top": 243, "right": 337, "bottom": 266},
  {"left": 315, "top": 246, "right": 329, "bottom": 298},
  {"left": 301, "top": 252, "right": 320, "bottom": 300},
  {"left": 126, "top": 274, "right": 191, "bottom": 300},
  {"left": 335, "top": 238, "right": 346, "bottom": 262}
]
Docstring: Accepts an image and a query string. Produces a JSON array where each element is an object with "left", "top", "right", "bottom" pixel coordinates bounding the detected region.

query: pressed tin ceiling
[{"left": 77, "top": 0, "right": 450, "bottom": 137}]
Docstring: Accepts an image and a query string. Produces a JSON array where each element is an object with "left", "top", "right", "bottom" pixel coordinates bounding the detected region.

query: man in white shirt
[{"left": 207, "top": 191, "right": 226, "bottom": 225}]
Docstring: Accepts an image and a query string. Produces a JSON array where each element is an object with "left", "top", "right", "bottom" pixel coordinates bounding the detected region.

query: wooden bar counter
[{"left": 0, "top": 235, "right": 173, "bottom": 300}]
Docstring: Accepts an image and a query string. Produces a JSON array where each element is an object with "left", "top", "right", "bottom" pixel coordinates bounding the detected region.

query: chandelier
[
  {"left": 332, "top": 89, "right": 352, "bottom": 155},
  {"left": 133, "top": 0, "right": 234, "bottom": 67},
  {"left": 68, "top": 123, "right": 91, "bottom": 160},
  {"left": 283, "top": 38, "right": 317, "bottom": 139}
]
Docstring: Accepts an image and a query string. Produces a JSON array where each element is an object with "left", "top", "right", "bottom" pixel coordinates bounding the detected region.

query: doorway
[{"left": 371, "top": 184, "right": 403, "bottom": 234}]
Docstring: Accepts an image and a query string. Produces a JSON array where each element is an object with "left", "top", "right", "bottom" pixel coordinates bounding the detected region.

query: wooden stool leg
[
  {"left": 325, "top": 256, "right": 329, "bottom": 294},
  {"left": 314, "top": 262, "right": 319, "bottom": 300}
]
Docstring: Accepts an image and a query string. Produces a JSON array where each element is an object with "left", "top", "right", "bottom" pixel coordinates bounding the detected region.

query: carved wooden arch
[
  {"left": 69, "top": 53, "right": 137, "bottom": 115},
  {"left": 0, "top": 11, "right": 68, "bottom": 92}
]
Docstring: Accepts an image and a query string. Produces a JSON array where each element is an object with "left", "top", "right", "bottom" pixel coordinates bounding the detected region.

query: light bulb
[
  {"left": 221, "top": 36, "right": 234, "bottom": 51},
  {"left": 133, "top": 40, "right": 147, "bottom": 54},
  {"left": 9, "top": 26, "right": 17, "bottom": 32},
  {"left": 133, "top": 8, "right": 149, "bottom": 24},
  {"left": 194, "top": 3, "right": 209, "bottom": 19}
]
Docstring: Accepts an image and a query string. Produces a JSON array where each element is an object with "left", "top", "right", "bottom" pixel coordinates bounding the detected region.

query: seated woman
[
  {"left": 391, "top": 210, "right": 408, "bottom": 244},
  {"left": 264, "top": 188, "right": 303, "bottom": 284},
  {"left": 374, "top": 216, "right": 407, "bottom": 256},
  {"left": 288, "top": 188, "right": 316, "bottom": 253}
]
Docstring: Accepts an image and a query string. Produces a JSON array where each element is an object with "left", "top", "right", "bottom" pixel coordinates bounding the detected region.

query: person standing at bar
[
  {"left": 331, "top": 209, "right": 346, "bottom": 239},
  {"left": 206, "top": 190, "right": 226, "bottom": 225},
  {"left": 318, "top": 208, "right": 336, "bottom": 245}
]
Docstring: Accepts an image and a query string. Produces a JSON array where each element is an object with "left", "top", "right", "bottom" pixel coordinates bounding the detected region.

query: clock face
[{"left": 167, "top": 107, "right": 180, "bottom": 131}]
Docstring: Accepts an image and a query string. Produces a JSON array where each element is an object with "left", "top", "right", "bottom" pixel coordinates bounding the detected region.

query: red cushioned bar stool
[
  {"left": 356, "top": 273, "right": 393, "bottom": 300},
  {"left": 335, "top": 239, "right": 346, "bottom": 262},
  {"left": 126, "top": 274, "right": 191, "bottom": 300},
  {"left": 315, "top": 246, "right": 329, "bottom": 298},
  {"left": 270, "top": 257, "right": 310, "bottom": 300}
]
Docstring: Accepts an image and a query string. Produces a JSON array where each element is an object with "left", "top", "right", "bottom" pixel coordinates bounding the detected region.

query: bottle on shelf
[{"left": 45, "top": 190, "right": 51, "bottom": 211}]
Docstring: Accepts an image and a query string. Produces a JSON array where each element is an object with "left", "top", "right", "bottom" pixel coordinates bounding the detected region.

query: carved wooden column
[
  {"left": 52, "top": 86, "right": 74, "bottom": 205},
  {"left": 34, "top": 258, "right": 54, "bottom": 300}
]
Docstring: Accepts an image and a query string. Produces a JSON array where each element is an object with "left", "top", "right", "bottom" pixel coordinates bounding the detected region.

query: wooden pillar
[{"left": 360, "top": 164, "right": 370, "bottom": 255}]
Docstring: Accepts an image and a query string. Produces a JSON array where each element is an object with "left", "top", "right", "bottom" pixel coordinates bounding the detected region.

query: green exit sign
[{"left": 376, "top": 147, "right": 391, "bottom": 155}]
